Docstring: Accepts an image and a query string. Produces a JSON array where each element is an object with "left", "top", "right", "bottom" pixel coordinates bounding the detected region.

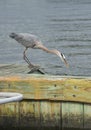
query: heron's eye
[
  {"left": 12, "top": 35, "right": 15, "bottom": 38},
  {"left": 9, "top": 33, "right": 16, "bottom": 38}
]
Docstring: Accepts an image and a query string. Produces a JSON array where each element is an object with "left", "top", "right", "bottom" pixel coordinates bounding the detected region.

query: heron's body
[
  {"left": 9, "top": 32, "right": 69, "bottom": 68},
  {"left": 12, "top": 33, "right": 42, "bottom": 48}
]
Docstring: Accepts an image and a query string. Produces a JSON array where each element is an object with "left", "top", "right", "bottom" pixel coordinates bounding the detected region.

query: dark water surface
[{"left": 0, "top": 0, "right": 91, "bottom": 76}]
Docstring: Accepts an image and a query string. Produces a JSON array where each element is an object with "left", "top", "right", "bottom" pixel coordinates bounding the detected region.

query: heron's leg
[
  {"left": 24, "top": 55, "right": 33, "bottom": 66},
  {"left": 23, "top": 48, "right": 40, "bottom": 68},
  {"left": 23, "top": 48, "right": 29, "bottom": 64},
  {"left": 23, "top": 48, "right": 42, "bottom": 73},
  {"left": 23, "top": 48, "right": 34, "bottom": 67}
]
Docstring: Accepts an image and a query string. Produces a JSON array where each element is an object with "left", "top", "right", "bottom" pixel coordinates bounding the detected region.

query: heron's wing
[
  {"left": 16, "top": 33, "right": 42, "bottom": 48},
  {"left": 19, "top": 33, "right": 40, "bottom": 42}
]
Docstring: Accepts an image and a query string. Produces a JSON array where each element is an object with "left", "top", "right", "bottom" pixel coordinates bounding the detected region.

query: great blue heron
[{"left": 9, "top": 33, "right": 69, "bottom": 71}]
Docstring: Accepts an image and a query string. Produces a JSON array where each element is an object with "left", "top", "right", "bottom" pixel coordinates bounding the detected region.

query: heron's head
[
  {"left": 53, "top": 49, "right": 69, "bottom": 67},
  {"left": 9, "top": 33, "right": 17, "bottom": 39}
]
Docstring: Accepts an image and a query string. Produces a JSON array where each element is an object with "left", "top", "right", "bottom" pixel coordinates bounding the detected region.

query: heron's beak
[
  {"left": 63, "top": 58, "right": 69, "bottom": 67},
  {"left": 58, "top": 53, "right": 69, "bottom": 67},
  {"left": 61, "top": 53, "right": 69, "bottom": 67}
]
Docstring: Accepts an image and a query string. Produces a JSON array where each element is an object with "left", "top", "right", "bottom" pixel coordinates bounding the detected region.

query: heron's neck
[{"left": 38, "top": 45, "right": 56, "bottom": 55}]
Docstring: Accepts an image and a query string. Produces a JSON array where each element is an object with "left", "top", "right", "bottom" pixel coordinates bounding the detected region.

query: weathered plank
[
  {"left": 0, "top": 101, "right": 91, "bottom": 129},
  {"left": 19, "top": 101, "right": 36, "bottom": 127},
  {"left": 0, "top": 102, "right": 19, "bottom": 127},
  {"left": 62, "top": 102, "right": 84, "bottom": 129},
  {"left": 0, "top": 75, "right": 91, "bottom": 103},
  {"left": 40, "top": 101, "right": 61, "bottom": 128},
  {"left": 84, "top": 104, "right": 91, "bottom": 128}
]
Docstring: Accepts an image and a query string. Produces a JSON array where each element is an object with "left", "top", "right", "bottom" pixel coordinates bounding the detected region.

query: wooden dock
[{"left": 0, "top": 64, "right": 91, "bottom": 130}]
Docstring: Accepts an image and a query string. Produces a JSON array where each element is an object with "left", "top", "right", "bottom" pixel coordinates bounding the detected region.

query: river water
[{"left": 0, "top": 0, "right": 91, "bottom": 76}]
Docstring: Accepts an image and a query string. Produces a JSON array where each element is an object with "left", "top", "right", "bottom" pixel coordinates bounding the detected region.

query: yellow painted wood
[{"left": 0, "top": 74, "right": 91, "bottom": 103}]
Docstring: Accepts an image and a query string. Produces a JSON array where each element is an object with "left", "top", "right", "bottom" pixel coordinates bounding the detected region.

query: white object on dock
[{"left": 0, "top": 92, "right": 23, "bottom": 104}]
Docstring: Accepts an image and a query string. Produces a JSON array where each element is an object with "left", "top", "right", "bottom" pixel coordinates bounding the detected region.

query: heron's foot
[{"left": 28, "top": 64, "right": 45, "bottom": 74}]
